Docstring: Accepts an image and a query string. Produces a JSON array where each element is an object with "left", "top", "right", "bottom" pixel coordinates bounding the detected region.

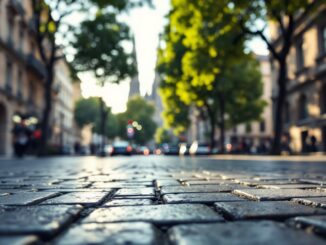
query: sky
[
  {"left": 79, "top": 0, "right": 268, "bottom": 114},
  {"left": 80, "top": 0, "right": 170, "bottom": 114}
]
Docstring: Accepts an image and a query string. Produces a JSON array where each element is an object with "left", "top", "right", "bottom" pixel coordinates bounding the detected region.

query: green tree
[
  {"left": 155, "top": 127, "right": 172, "bottom": 144},
  {"left": 117, "top": 96, "right": 157, "bottom": 145},
  {"left": 157, "top": 24, "right": 190, "bottom": 136},
  {"left": 74, "top": 97, "right": 118, "bottom": 140},
  {"left": 31, "top": 0, "right": 151, "bottom": 155},
  {"left": 158, "top": 0, "right": 266, "bottom": 151},
  {"left": 72, "top": 12, "right": 135, "bottom": 154},
  {"left": 233, "top": 0, "right": 323, "bottom": 154},
  {"left": 74, "top": 97, "right": 100, "bottom": 127}
]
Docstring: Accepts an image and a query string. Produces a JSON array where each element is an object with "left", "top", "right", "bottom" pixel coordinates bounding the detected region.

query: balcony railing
[
  {"left": 26, "top": 54, "right": 47, "bottom": 79},
  {"left": 7, "top": 0, "right": 25, "bottom": 16}
]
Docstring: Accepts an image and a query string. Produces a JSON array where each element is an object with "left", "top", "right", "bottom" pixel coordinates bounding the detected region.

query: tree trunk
[
  {"left": 99, "top": 97, "right": 107, "bottom": 157},
  {"left": 39, "top": 67, "right": 53, "bottom": 156},
  {"left": 271, "top": 59, "right": 287, "bottom": 155},
  {"left": 219, "top": 96, "right": 226, "bottom": 154}
]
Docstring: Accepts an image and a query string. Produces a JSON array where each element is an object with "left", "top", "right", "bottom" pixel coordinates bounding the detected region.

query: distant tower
[{"left": 128, "top": 36, "right": 141, "bottom": 99}]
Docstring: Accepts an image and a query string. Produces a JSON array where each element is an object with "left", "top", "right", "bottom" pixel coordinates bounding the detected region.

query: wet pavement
[{"left": 0, "top": 155, "right": 326, "bottom": 244}]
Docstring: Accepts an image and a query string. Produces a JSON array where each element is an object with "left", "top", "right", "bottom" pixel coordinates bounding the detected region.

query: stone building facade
[
  {"left": 270, "top": 6, "right": 326, "bottom": 153},
  {"left": 0, "top": 0, "right": 78, "bottom": 156},
  {"left": 51, "top": 59, "right": 75, "bottom": 153},
  {"left": 0, "top": 0, "right": 46, "bottom": 156}
]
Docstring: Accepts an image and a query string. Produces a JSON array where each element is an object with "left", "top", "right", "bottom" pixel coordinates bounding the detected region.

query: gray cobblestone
[
  {"left": 233, "top": 188, "right": 326, "bottom": 201},
  {"left": 168, "top": 221, "right": 325, "bottom": 245},
  {"left": 0, "top": 235, "right": 39, "bottom": 245},
  {"left": 0, "top": 192, "right": 59, "bottom": 205},
  {"left": 258, "top": 184, "right": 319, "bottom": 189},
  {"left": 83, "top": 204, "right": 224, "bottom": 224},
  {"left": 55, "top": 222, "right": 160, "bottom": 245},
  {"left": 293, "top": 197, "right": 326, "bottom": 208},
  {"left": 0, "top": 205, "right": 82, "bottom": 236},
  {"left": 115, "top": 188, "right": 155, "bottom": 197},
  {"left": 41, "top": 192, "right": 111, "bottom": 206},
  {"left": 290, "top": 215, "right": 326, "bottom": 234},
  {"left": 215, "top": 201, "right": 326, "bottom": 220},
  {"left": 160, "top": 185, "right": 248, "bottom": 194},
  {"left": 163, "top": 193, "right": 245, "bottom": 204},
  {"left": 103, "top": 198, "right": 153, "bottom": 206},
  {"left": 1, "top": 156, "right": 326, "bottom": 244}
]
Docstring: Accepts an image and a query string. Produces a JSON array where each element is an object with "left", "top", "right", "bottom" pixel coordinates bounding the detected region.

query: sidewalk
[
  {"left": 211, "top": 154, "right": 326, "bottom": 162},
  {"left": 0, "top": 156, "right": 325, "bottom": 244}
]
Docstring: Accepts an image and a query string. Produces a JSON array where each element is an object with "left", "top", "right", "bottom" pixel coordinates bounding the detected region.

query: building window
[
  {"left": 6, "top": 59, "right": 13, "bottom": 92},
  {"left": 298, "top": 94, "right": 308, "bottom": 120},
  {"left": 296, "top": 37, "right": 305, "bottom": 72},
  {"left": 259, "top": 121, "right": 266, "bottom": 133}
]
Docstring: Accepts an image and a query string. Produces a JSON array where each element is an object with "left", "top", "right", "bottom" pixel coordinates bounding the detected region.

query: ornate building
[
  {"left": 144, "top": 71, "right": 164, "bottom": 128},
  {"left": 0, "top": 1, "right": 78, "bottom": 156},
  {"left": 0, "top": 0, "right": 46, "bottom": 156},
  {"left": 128, "top": 36, "right": 141, "bottom": 99},
  {"left": 270, "top": 5, "right": 326, "bottom": 153}
]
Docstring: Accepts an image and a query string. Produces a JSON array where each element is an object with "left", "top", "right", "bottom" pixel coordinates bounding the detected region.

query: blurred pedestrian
[
  {"left": 12, "top": 119, "right": 30, "bottom": 158},
  {"left": 310, "top": 135, "right": 317, "bottom": 153}
]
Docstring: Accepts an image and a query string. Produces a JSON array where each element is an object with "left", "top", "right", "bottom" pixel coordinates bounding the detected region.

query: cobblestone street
[{"left": 0, "top": 156, "right": 326, "bottom": 244}]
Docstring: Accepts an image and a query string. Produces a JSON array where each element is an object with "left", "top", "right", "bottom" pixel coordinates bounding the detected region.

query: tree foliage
[
  {"left": 72, "top": 12, "right": 135, "bottom": 83},
  {"left": 155, "top": 127, "right": 172, "bottom": 144},
  {"left": 31, "top": 0, "right": 151, "bottom": 155},
  {"left": 74, "top": 97, "right": 118, "bottom": 139},
  {"left": 117, "top": 96, "right": 157, "bottom": 145},
  {"left": 158, "top": 0, "right": 266, "bottom": 149}
]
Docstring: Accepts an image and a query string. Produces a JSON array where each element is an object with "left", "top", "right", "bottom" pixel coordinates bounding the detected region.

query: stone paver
[
  {"left": 83, "top": 204, "right": 224, "bottom": 225},
  {"left": 160, "top": 185, "right": 248, "bottom": 194},
  {"left": 103, "top": 199, "right": 153, "bottom": 207},
  {"left": 168, "top": 221, "right": 325, "bottom": 245},
  {"left": 293, "top": 197, "right": 326, "bottom": 208},
  {"left": 258, "top": 184, "right": 319, "bottom": 189},
  {"left": 233, "top": 189, "right": 326, "bottom": 201},
  {"left": 56, "top": 222, "right": 159, "bottom": 245},
  {"left": 0, "top": 192, "right": 59, "bottom": 205},
  {"left": 156, "top": 179, "right": 181, "bottom": 187},
  {"left": 41, "top": 192, "right": 110, "bottom": 206},
  {"left": 1, "top": 156, "right": 326, "bottom": 244},
  {"left": 215, "top": 201, "right": 326, "bottom": 220},
  {"left": 184, "top": 180, "right": 236, "bottom": 186},
  {"left": 0, "top": 205, "right": 82, "bottom": 236},
  {"left": 114, "top": 188, "right": 155, "bottom": 196},
  {"left": 290, "top": 215, "right": 326, "bottom": 233},
  {"left": 0, "top": 235, "right": 39, "bottom": 245},
  {"left": 163, "top": 193, "right": 245, "bottom": 204}
]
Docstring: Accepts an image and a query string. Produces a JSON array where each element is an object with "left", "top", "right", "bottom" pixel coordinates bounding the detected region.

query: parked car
[
  {"left": 189, "top": 142, "right": 211, "bottom": 155},
  {"left": 109, "top": 141, "right": 133, "bottom": 156},
  {"left": 163, "top": 143, "right": 180, "bottom": 155}
]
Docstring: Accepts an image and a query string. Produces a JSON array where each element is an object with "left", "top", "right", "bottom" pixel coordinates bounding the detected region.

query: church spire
[{"left": 128, "top": 35, "right": 140, "bottom": 99}]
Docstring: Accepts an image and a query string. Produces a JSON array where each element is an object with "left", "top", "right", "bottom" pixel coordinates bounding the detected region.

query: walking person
[{"left": 12, "top": 119, "right": 30, "bottom": 158}]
